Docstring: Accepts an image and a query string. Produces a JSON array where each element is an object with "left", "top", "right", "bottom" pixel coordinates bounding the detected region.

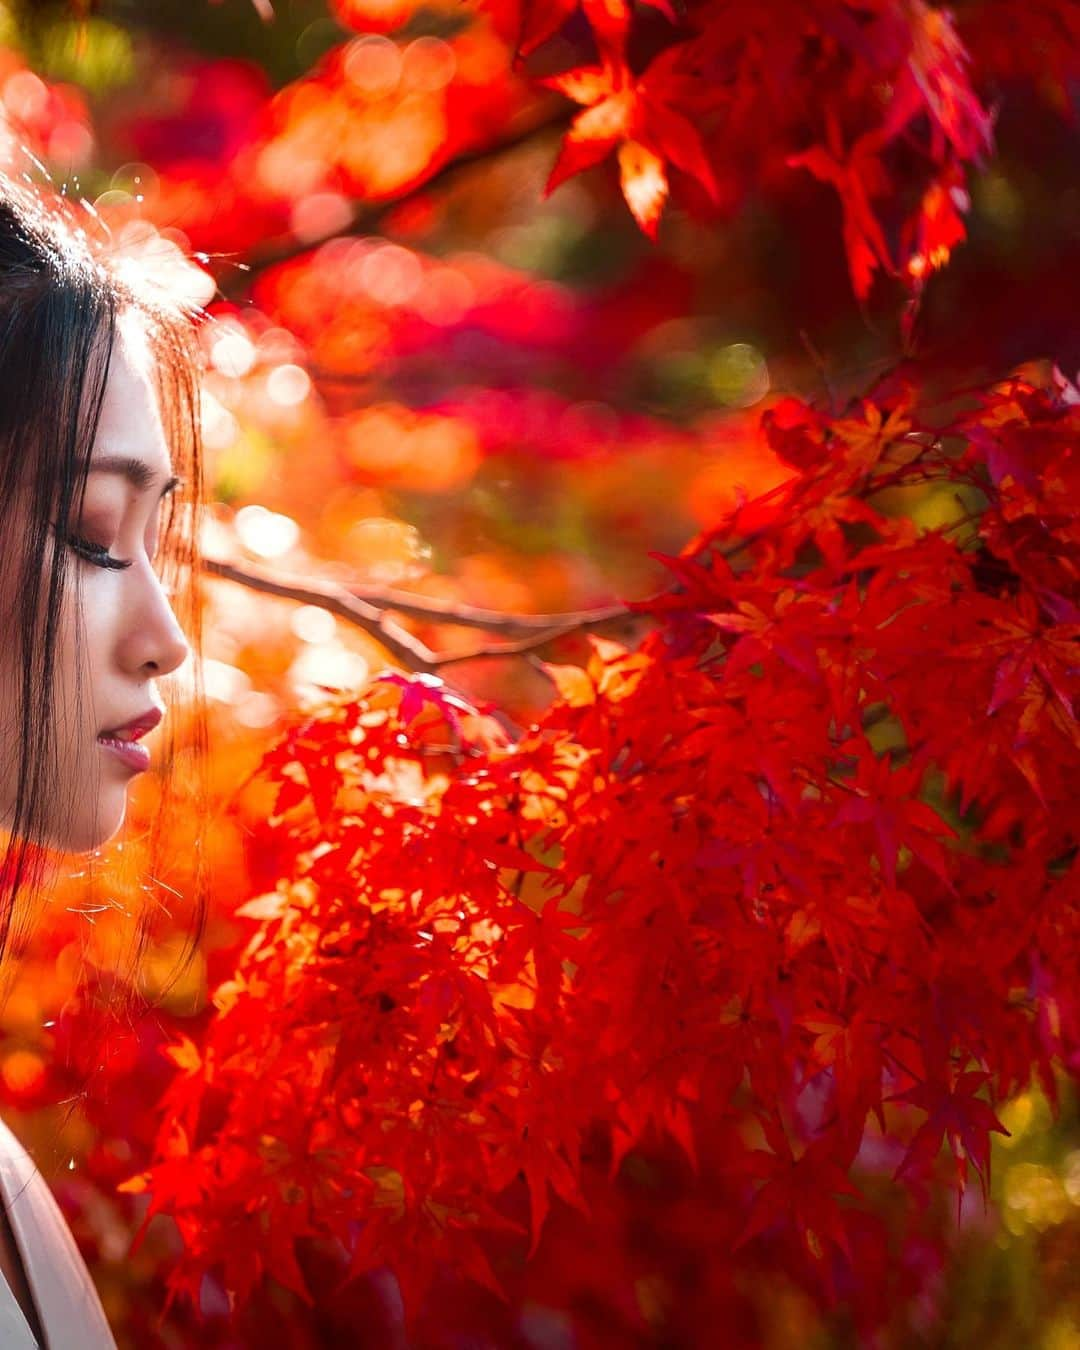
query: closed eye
[{"left": 62, "top": 531, "right": 133, "bottom": 572}]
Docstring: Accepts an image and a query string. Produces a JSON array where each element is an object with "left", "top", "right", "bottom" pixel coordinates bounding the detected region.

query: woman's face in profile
[{"left": 0, "top": 321, "right": 191, "bottom": 854}]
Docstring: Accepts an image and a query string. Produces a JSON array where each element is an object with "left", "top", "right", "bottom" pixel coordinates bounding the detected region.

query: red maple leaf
[
  {"left": 541, "top": 46, "right": 719, "bottom": 240},
  {"left": 973, "top": 591, "right": 1080, "bottom": 719},
  {"left": 832, "top": 748, "right": 957, "bottom": 890},
  {"left": 893, "top": 1069, "right": 1010, "bottom": 1197},
  {"left": 488, "top": 0, "right": 673, "bottom": 64},
  {"left": 788, "top": 119, "right": 895, "bottom": 301},
  {"left": 736, "top": 1116, "right": 862, "bottom": 1262}
]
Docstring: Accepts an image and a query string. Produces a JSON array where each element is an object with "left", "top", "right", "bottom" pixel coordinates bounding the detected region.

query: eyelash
[{"left": 64, "top": 533, "right": 132, "bottom": 572}]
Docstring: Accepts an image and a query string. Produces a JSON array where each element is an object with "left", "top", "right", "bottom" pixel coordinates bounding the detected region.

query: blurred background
[{"left": 0, "top": 0, "right": 1075, "bottom": 1345}]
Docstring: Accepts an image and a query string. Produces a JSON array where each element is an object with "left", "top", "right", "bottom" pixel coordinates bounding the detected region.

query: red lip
[{"left": 98, "top": 706, "right": 164, "bottom": 740}]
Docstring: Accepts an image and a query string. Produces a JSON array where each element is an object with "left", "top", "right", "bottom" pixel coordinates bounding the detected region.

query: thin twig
[
  {"left": 799, "top": 328, "right": 838, "bottom": 414},
  {"left": 343, "top": 582, "right": 628, "bottom": 632}
]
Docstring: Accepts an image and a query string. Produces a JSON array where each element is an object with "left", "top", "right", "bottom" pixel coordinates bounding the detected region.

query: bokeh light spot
[
  {"left": 412, "top": 266, "right": 475, "bottom": 325},
  {"left": 291, "top": 604, "right": 338, "bottom": 644},
  {"left": 235, "top": 504, "right": 301, "bottom": 558},
  {"left": 47, "top": 121, "right": 94, "bottom": 169},
  {"left": 1, "top": 1049, "right": 44, "bottom": 1099},
  {"left": 3, "top": 70, "right": 47, "bottom": 121},
  {"left": 401, "top": 37, "right": 456, "bottom": 93},
  {"left": 203, "top": 659, "right": 253, "bottom": 705},
  {"left": 291, "top": 191, "right": 354, "bottom": 244},
  {"left": 343, "top": 515, "right": 431, "bottom": 581},
  {"left": 266, "top": 363, "right": 312, "bottom": 407},
  {"left": 360, "top": 243, "right": 423, "bottom": 305},
  {"left": 233, "top": 690, "right": 283, "bottom": 729},
  {"left": 211, "top": 330, "right": 257, "bottom": 379},
  {"left": 110, "top": 161, "right": 158, "bottom": 200},
  {"left": 201, "top": 392, "right": 240, "bottom": 452},
  {"left": 707, "top": 343, "right": 770, "bottom": 408},
  {"left": 288, "top": 643, "right": 370, "bottom": 696},
  {"left": 344, "top": 35, "right": 402, "bottom": 99}
]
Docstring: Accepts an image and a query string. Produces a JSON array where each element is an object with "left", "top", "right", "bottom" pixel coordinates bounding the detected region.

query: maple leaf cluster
[
  {"left": 484, "top": 0, "right": 1080, "bottom": 303},
  {"left": 0, "top": 0, "right": 1072, "bottom": 1342},
  {"left": 122, "top": 364, "right": 1079, "bottom": 1336}
]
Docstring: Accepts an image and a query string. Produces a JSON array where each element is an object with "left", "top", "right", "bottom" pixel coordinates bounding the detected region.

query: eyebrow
[{"left": 89, "top": 455, "right": 182, "bottom": 498}]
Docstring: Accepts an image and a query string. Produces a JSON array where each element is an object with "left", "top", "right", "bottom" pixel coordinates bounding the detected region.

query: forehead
[{"left": 93, "top": 323, "right": 174, "bottom": 482}]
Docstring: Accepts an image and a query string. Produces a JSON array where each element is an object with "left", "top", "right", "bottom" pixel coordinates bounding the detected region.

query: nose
[{"left": 120, "top": 556, "right": 191, "bottom": 678}]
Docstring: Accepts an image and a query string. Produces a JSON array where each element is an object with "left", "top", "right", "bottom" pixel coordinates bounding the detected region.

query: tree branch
[
  {"left": 199, "top": 555, "right": 635, "bottom": 674},
  {"left": 342, "top": 581, "right": 628, "bottom": 632}
]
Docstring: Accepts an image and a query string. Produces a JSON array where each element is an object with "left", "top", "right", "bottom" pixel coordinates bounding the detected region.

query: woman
[{"left": 0, "top": 170, "right": 210, "bottom": 1346}]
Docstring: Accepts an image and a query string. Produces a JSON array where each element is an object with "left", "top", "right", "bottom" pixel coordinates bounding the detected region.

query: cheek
[
  {"left": 59, "top": 584, "right": 106, "bottom": 723},
  {"left": 18, "top": 563, "right": 106, "bottom": 744}
]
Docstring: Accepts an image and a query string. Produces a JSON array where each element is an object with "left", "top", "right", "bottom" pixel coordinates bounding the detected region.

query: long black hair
[{"left": 0, "top": 169, "right": 209, "bottom": 1086}]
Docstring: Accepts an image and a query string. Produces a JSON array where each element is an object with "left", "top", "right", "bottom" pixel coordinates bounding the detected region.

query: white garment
[{"left": 0, "top": 1116, "right": 117, "bottom": 1349}]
